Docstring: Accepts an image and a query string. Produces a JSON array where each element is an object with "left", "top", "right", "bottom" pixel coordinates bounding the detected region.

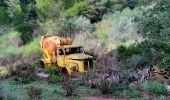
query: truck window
[
  {"left": 65, "top": 47, "right": 83, "bottom": 55},
  {"left": 58, "top": 49, "right": 64, "bottom": 55}
]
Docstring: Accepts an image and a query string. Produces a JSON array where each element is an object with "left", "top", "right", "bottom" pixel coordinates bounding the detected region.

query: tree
[{"left": 139, "top": 0, "right": 170, "bottom": 67}]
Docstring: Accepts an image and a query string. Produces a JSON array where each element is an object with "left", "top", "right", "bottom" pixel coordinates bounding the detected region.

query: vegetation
[
  {"left": 27, "top": 85, "right": 42, "bottom": 99},
  {"left": 0, "top": 0, "right": 170, "bottom": 99},
  {"left": 142, "top": 81, "right": 167, "bottom": 94}
]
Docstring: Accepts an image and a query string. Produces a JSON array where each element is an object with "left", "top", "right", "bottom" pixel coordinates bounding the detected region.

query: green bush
[
  {"left": 0, "top": 7, "right": 9, "bottom": 25},
  {"left": 142, "top": 81, "right": 167, "bottom": 94},
  {"left": 138, "top": 0, "right": 170, "bottom": 68},
  {"left": 16, "top": 23, "right": 33, "bottom": 44},
  {"left": 45, "top": 65, "right": 64, "bottom": 83},
  {"left": 48, "top": 74, "right": 64, "bottom": 83},
  {"left": 27, "top": 86, "right": 42, "bottom": 100},
  {"left": 12, "top": 6, "right": 26, "bottom": 25},
  {"left": 117, "top": 45, "right": 140, "bottom": 61},
  {"left": 61, "top": 2, "right": 86, "bottom": 17}
]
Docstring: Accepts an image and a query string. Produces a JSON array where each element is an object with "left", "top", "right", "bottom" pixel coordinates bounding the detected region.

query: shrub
[
  {"left": 142, "top": 81, "right": 167, "bottom": 94},
  {"left": 45, "top": 65, "right": 64, "bottom": 83},
  {"left": 24, "top": 37, "right": 41, "bottom": 56},
  {"left": 0, "top": 7, "right": 9, "bottom": 25},
  {"left": 41, "top": 16, "right": 92, "bottom": 37},
  {"left": 16, "top": 23, "right": 33, "bottom": 44},
  {"left": 138, "top": 0, "right": 170, "bottom": 68},
  {"left": 97, "top": 79, "right": 113, "bottom": 95},
  {"left": 27, "top": 86, "right": 42, "bottom": 100},
  {"left": 111, "top": 85, "right": 125, "bottom": 96},
  {"left": 111, "top": 86, "right": 141, "bottom": 98},
  {"left": 0, "top": 46, "right": 24, "bottom": 58},
  {"left": 62, "top": 79, "right": 77, "bottom": 96},
  {"left": 33, "top": 59, "right": 44, "bottom": 69},
  {"left": 12, "top": 6, "right": 26, "bottom": 25},
  {"left": 0, "top": 32, "right": 20, "bottom": 45},
  {"left": 126, "top": 87, "right": 141, "bottom": 98},
  {"left": 48, "top": 74, "right": 64, "bottom": 83},
  {"left": 61, "top": 2, "right": 86, "bottom": 17},
  {"left": 159, "top": 95, "right": 166, "bottom": 100},
  {"left": 13, "top": 63, "right": 35, "bottom": 84},
  {"left": 93, "top": 7, "right": 145, "bottom": 50},
  {"left": 116, "top": 45, "right": 140, "bottom": 61}
]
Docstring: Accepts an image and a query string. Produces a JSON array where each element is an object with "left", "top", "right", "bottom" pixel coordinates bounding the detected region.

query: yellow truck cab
[{"left": 56, "top": 45, "right": 93, "bottom": 75}]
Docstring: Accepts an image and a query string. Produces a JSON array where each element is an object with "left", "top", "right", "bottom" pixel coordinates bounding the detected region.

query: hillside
[{"left": 0, "top": 0, "right": 170, "bottom": 99}]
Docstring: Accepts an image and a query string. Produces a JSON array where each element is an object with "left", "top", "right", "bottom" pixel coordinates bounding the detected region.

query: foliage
[
  {"left": 0, "top": 32, "right": 23, "bottom": 59},
  {"left": 13, "top": 63, "right": 36, "bottom": 84},
  {"left": 63, "top": 79, "right": 77, "bottom": 96},
  {"left": 97, "top": 79, "right": 113, "bottom": 94},
  {"left": 36, "top": 0, "right": 61, "bottom": 19},
  {"left": 12, "top": 5, "right": 26, "bottom": 25},
  {"left": 45, "top": 65, "right": 64, "bottom": 83},
  {"left": 111, "top": 85, "right": 141, "bottom": 98},
  {"left": 41, "top": 16, "right": 92, "bottom": 37},
  {"left": 24, "top": 37, "right": 41, "bottom": 56},
  {"left": 142, "top": 81, "right": 167, "bottom": 94},
  {"left": 94, "top": 7, "right": 144, "bottom": 50},
  {"left": 16, "top": 23, "right": 33, "bottom": 44},
  {"left": 159, "top": 95, "right": 166, "bottom": 100},
  {"left": 116, "top": 39, "right": 159, "bottom": 70},
  {"left": 32, "top": 59, "right": 44, "bottom": 69},
  {"left": 136, "top": 0, "right": 170, "bottom": 68},
  {"left": 61, "top": 2, "right": 86, "bottom": 17},
  {"left": 81, "top": 0, "right": 127, "bottom": 22},
  {"left": 27, "top": 85, "right": 42, "bottom": 100},
  {"left": 0, "top": 46, "right": 23, "bottom": 58},
  {"left": 126, "top": 87, "right": 141, "bottom": 98},
  {"left": 117, "top": 45, "right": 140, "bottom": 61},
  {"left": 0, "top": 84, "right": 23, "bottom": 100},
  {"left": 0, "top": 7, "right": 9, "bottom": 25}
]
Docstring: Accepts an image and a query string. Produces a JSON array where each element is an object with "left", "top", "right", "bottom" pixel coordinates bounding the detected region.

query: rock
[{"left": 36, "top": 68, "right": 49, "bottom": 79}]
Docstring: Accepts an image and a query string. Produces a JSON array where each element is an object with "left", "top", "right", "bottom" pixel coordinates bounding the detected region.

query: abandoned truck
[{"left": 40, "top": 36, "right": 93, "bottom": 76}]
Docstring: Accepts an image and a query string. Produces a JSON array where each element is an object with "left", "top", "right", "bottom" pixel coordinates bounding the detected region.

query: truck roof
[{"left": 59, "top": 45, "right": 83, "bottom": 49}]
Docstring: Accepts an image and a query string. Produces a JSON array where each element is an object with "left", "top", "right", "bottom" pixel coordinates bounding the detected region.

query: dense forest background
[{"left": 0, "top": 0, "right": 170, "bottom": 99}]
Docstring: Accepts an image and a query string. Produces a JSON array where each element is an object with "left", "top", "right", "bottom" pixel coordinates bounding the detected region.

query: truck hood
[{"left": 67, "top": 53, "right": 93, "bottom": 60}]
